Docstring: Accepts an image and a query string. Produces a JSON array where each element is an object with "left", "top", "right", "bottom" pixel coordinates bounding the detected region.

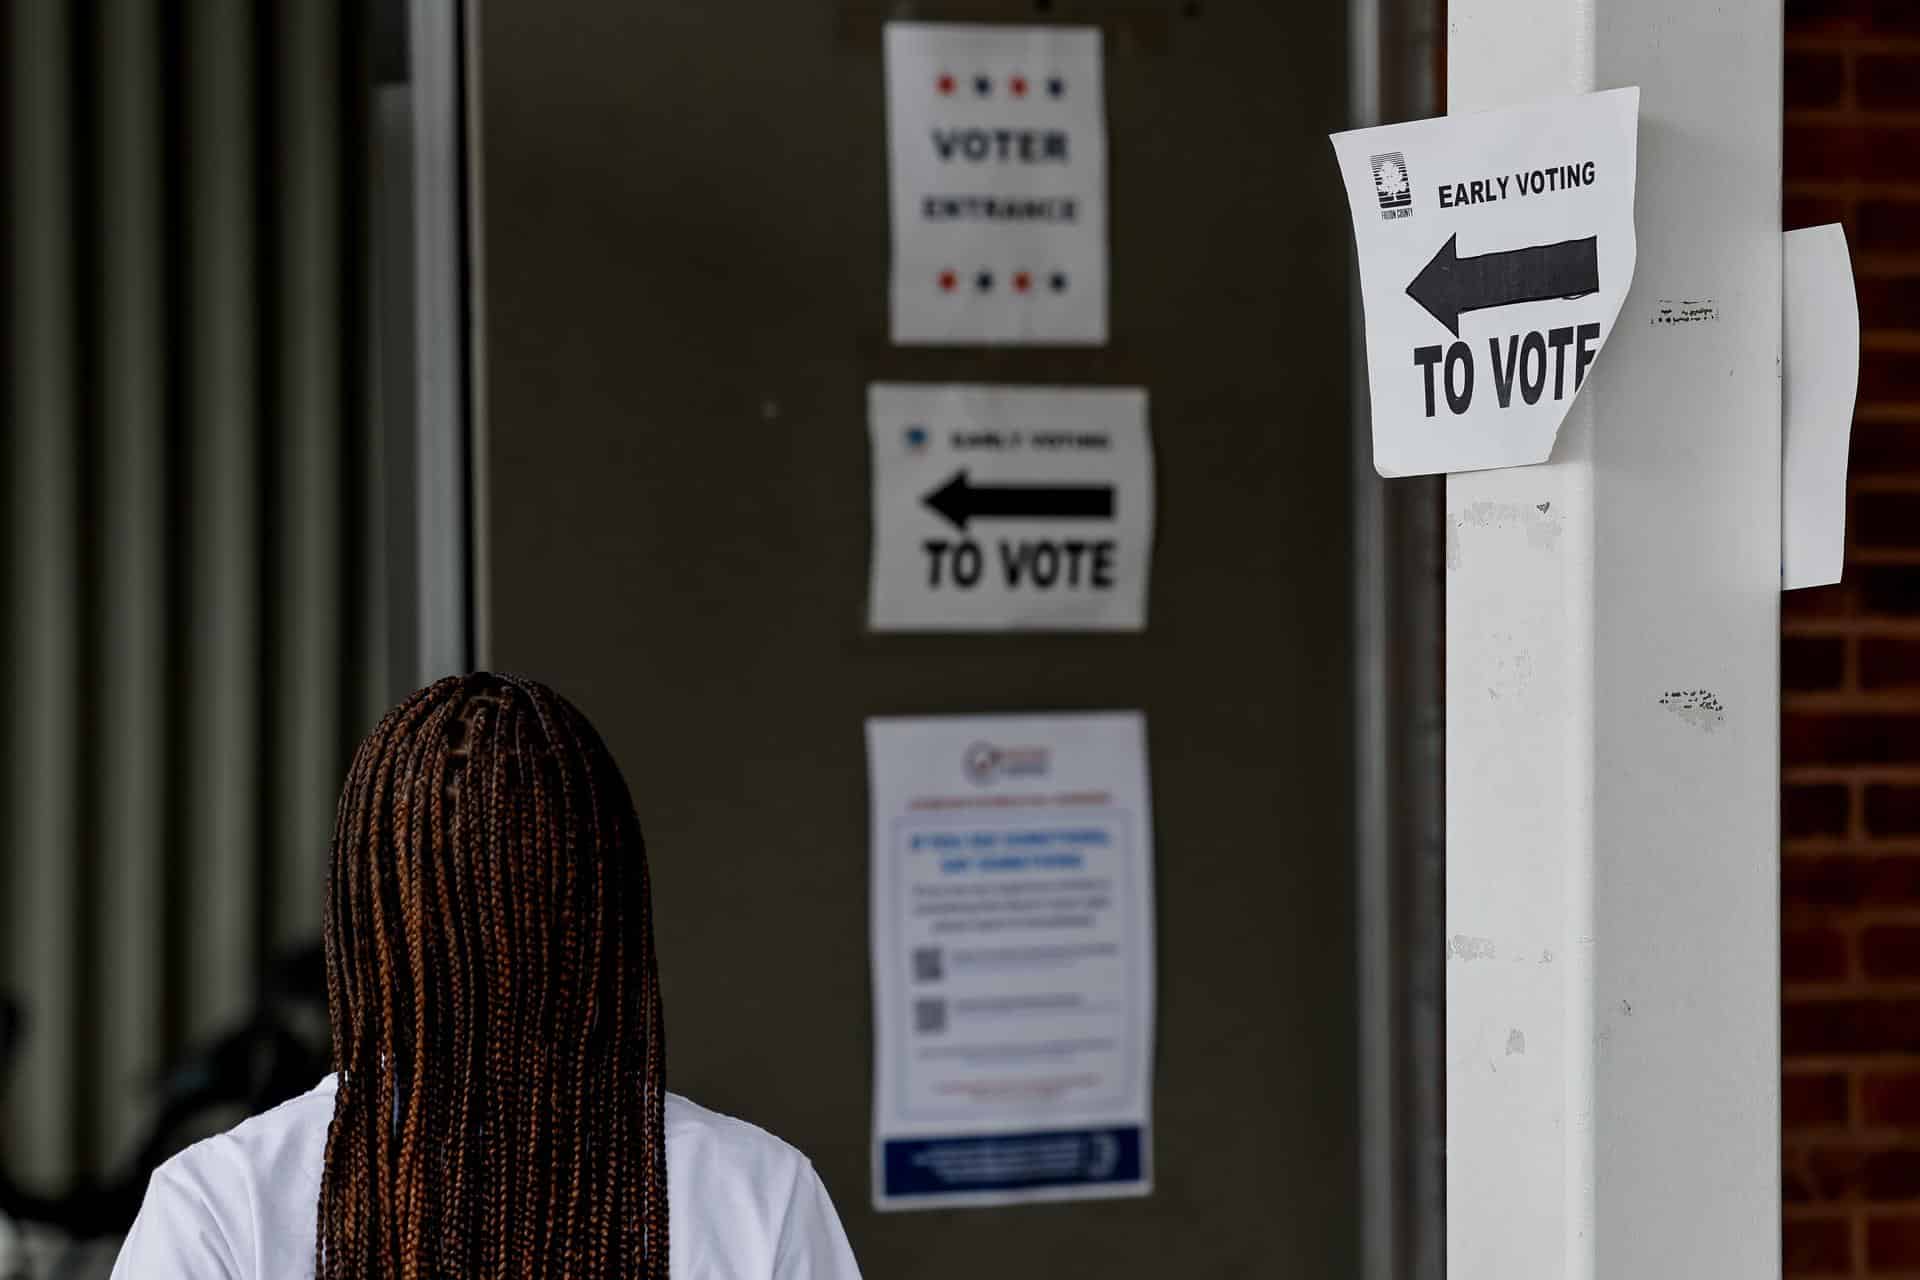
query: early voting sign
[
  {"left": 1331, "top": 87, "right": 1641, "bottom": 476},
  {"left": 867, "top": 384, "right": 1152, "bottom": 631},
  {"left": 867, "top": 712, "right": 1155, "bottom": 1210},
  {"left": 884, "top": 23, "right": 1107, "bottom": 345}
]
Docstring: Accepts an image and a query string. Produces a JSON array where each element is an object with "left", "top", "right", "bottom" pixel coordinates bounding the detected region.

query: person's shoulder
[
  {"left": 171, "top": 1074, "right": 337, "bottom": 1187},
  {"left": 114, "top": 1077, "right": 336, "bottom": 1279},
  {"left": 665, "top": 1091, "right": 811, "bottom": 1176},
  {"left": 663, "top": 1092, "right": 827, "bottom": 1213},
  {"left": 664, "top": 1095, "right": 863, "bottom": 1277}
]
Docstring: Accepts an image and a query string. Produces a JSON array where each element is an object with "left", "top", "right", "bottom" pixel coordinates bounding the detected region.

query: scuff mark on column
[
  {"left": 1488, "top": 645, "right": 1535, "bottom": 701},
  {"left": 1652, "top": 298, "right": 1718, "bottom": 325},
  {"left": 1447, "top": 500, "right": 1563, "bottom": 574},
  {"left": 1448, "top": 934, "right": 1497, "bottom": 961},
  {"left": 1659, "top": 688, "right": 1725, "bottom": 732}
]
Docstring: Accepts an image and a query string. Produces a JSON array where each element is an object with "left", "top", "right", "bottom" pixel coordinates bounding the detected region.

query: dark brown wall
[{"left": 475, "top": 3, "right": 1356, "bottom": 1273}]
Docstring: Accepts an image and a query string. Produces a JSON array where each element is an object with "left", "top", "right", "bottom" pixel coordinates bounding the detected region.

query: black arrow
[
  {"left": 922, "top": 470, "right": 1114, "bottom": 532},
  {"left": 1406, "top": 233, "right": 1600, "bottom": 337}
]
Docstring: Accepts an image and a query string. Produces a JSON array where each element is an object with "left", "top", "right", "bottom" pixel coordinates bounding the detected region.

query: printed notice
[
  {"left": 867, "top": 712, "right": 1155, "bottom": 1210},
  {"left": 884, "top": 23, "right": 1108, "bottom": 345},
  {"left": 1330, "top": 87, "right": 1641, "bottom": 476},
  {"left": 867, "top": 383, "right": 1152, "bottom": 631}
]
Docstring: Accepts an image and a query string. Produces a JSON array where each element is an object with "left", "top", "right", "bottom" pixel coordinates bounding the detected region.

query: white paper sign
[
  {"left": 1331, "top": 87, "right": 1641, "bottom": 477},
  {"left": 867, "top": 383, "right": 1152, "bottom": 631},
  {"left": 884, "top": 23, "right": 1107, "bottom": 345},
  {"left": 867, "top": 712, "right": 1155, "bottom": 1210},
  {"left": 1783, "top": 224, "right": 1859, "bottom": 591}
]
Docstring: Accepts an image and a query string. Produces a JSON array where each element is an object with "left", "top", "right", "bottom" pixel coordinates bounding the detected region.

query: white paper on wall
[
  {"left": 868, "top": 712, "right": 1155, "bottom": 1210},
  {"left": 884, "top": 23, "right": 1107, "bottom": 346},
  {"left": 867, "top": 383, "right": 1152, "bottom": 631},
  {"left": 1782, "top": 223, "right": 1859, "bottom": 591},
  {"left": 1330, "top": 87, "right": 1641, "bottom": 477}
]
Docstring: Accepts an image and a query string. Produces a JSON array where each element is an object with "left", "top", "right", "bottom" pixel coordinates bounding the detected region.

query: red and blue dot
[
  {"left": 936, "top": 268, "right": 1071, "bottom": 295},
  {"left": 935, "top": 71, "right": 1067, "bottom": 99}
]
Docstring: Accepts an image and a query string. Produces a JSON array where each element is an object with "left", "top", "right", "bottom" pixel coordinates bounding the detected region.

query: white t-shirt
[{"left": 110, "top": 1075, "right": 862, "bottom": 1279}]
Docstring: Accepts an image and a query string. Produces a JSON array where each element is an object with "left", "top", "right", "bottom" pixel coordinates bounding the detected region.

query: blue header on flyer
[{"left": 883, "top": 1126, "right": 1143, "bottom": 1198}]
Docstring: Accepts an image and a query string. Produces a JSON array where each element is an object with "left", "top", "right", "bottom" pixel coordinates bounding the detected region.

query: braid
[{"left": 317, "top": 674, "right": 670, "bottom": 1279}]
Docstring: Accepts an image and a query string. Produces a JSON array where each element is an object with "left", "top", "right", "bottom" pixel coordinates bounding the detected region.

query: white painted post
[{"left": 1446, "top": 2, "right": 1782, "bottom": 1278}]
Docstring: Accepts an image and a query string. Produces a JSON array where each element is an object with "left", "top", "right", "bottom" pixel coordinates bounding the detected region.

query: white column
[{"left": 1446, "top": 3, "right": 1783, "bottom": 1278}]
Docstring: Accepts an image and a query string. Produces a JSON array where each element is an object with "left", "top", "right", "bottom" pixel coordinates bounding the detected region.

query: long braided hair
[{"left": 317, "top": 673, "right": 668, "bottom": 1278}]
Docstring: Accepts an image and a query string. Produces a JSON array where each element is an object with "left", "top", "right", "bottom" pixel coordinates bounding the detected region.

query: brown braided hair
[{"left": 316, "top": 673, "right": 668, "bottom": 1279}]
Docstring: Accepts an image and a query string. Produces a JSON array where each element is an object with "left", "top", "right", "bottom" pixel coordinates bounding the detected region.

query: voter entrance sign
[
  {"left": 867, "top": 384, "right": 1152, "bottom": 631},
  {"left": 1331, "top": 87, "right": 1641, "bottom": 477},
  {"left": 884, "top": 23, "right": 1108, "bottom": 345}
]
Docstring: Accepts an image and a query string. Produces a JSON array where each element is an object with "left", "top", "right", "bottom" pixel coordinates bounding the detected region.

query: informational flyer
[
  {"left": 867, "top": 383, "right": 1153, "bottom": 632},
  {"left": 867, "top": 713, "right": 1155, "bottom": 1210},
  {"left": 1330, "top": 87, "right": 1640, "bottom": 476},
  {"left": 884, "top": 23, "right": 1108, "bottom": 345}
]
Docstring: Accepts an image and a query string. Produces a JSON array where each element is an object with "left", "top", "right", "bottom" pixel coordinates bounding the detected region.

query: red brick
[
  {"left": 1787, "top": 1071, "right": 1853, "bottom": 1128},
  {"left": 1787, "top": 635, "right": 1849, "bottom": 691},
  {"left": 1790, "top": 928, "right": 1854, "bottom": 982},
  {"left": 1873, "top": 0, "right": 1920, "bottom": 33},
  {"left": 1786, "top": 1215, "right": 1852, "bottom": 1272},
  {"left": 1786, "top": 784, "right": 1852, "bottom": 838},
  {"left": 1794, "top": 1144, "right": 1920, "bottom": 1200},
  {"left": 1862, "top": 565, "right": 1920, "bottom": 615},
  {"left": 1865, "top": 637, "right": 1920, "bottom": 689},
  {"left": 1864, "top": 1069, "right": 1920, "bottom": 1125},
  {"left": 1856, "top": 491, "right": 1920, "bottom": 551},
  {"left": 1868, "top": 785, "right": 1920, "bottom": 834},
  {"left": 1788, "top": 579, "right": 1856, "bottom": 618},
  {"left": 1787, "top": 1155, "right": 1819, "bottom": 1204},
  {"left": 1787, "top": 125, "right": 1870, "bottom": 180},
  {"left": 1865, "top": 926, "right": 1920, "bottom": 977},
  {"left": 1787, "top": 856, "right": 1869, "bottom": 908},
  {"left": 1789, "top": 0, "right": 1866, "bottom": 33},
  {"left": 1867, "top": 129, "right": 1920, "bottom": 180},
  {"left": 1861, "top": 350, "right": 1920, "bottom": 404},
  {"left": 1873, "top": 1220, "right": 1920, "bottom": 1274},
  {"left": 1853, "top": 422, "right": 1920, "bottom": 473},
  {"left": 1796, "top": 1144, "right": 1867, "bottom": 1201},
  {"left": 1785, "top": 998, "right": 1920, "bottom": 1054},
  {"left": 1871, "top": 1214, "right": 1920, "bottom": 1268},
  {"left": 1783, "top": 713, "right": 1920, "bottom": 765},
  {"left": 1792, "top": 51, "right": 1851, "bottom": 109},
  {"left": 1860, "top": 54, "right": 1920, "bottom": 109},
  {"left": 1787, "top": 125, "right": 1920, "bottom": 182},
  {"left": 1860, "top": 276, "right": 1920, "bottom": 332},
  {"left": 1785, "top": 856, "right": 1920, "bottom": 908},
  {"left": 1859, "top": 200, "right": 1920, "bottom": 253},
  {"left": 1873, "top": 1215, "right": 1920, "bottom": 1269}
]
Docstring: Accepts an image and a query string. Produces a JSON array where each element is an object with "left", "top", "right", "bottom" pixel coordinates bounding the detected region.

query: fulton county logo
[
  {"left": 1370, "top": 151, "right": 1413, "bottom": 220},
  {"left": 963, "top": 741, "right": 1050, "bottom": 785}
]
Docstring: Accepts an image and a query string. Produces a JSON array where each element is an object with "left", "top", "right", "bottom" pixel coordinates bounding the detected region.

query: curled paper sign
[
  {"left": 1782, "top": 224, "right": 1859, "bottom": 591},
  {"left": 1331, "top": 87, "right": 1641, "bottom": 477}
]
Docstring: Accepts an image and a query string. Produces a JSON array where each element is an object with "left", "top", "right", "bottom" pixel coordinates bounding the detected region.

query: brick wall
[{"left": 1785, "top": 3, "right": 1920, "bottom": 1275}]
